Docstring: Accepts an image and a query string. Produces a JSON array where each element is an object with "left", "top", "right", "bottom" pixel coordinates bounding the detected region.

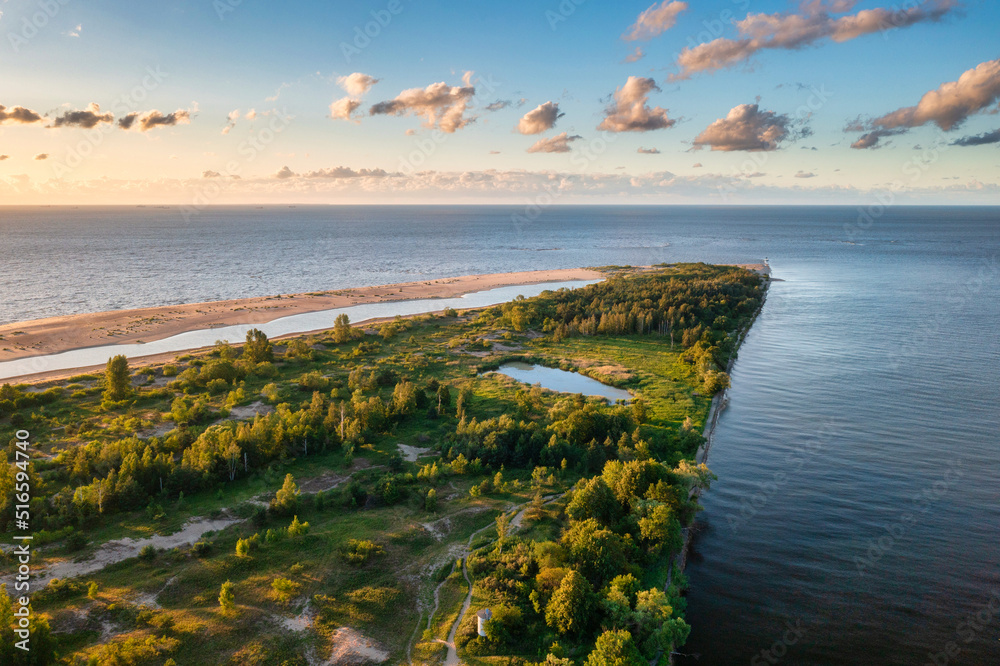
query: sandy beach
[{"left": 0, "top": 268, "right": 604, "bottom": 365}]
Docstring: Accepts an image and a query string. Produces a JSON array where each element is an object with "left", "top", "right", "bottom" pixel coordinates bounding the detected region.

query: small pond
[{"left": 489, "top": 362, "right": 632, "bottom": 403}]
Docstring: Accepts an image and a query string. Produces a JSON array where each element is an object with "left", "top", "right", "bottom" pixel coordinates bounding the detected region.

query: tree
[
  {"left": 495, "top": 511, "right": 511, "bottom": 553},
  {"left": 224, "top": 442, "right": 242, "bottom": 482},
  {"left": 271, "top": 473, "right": 299, "bottom": 514},
  {"left": 425, "top": 488, "right": 437, "bottom": 512},
  {"left": 219, "top": 580, "right": 236, "bottom": 612},
  {"left": 584, "top": 629, "right": 645, "bottom": 666},
  {"left": 243, "top": 328, "right": 273, "bottom": 363},
  {"left": 545, "top": 569, "right": 595, "bottom": 636},
  {"left": 103, "top": 354, "right": 132, "bottom": 402},
  {"left": 332, "top": 313, "right": 353, "bottom": 344},
  {"left": 287, "top": 514, "right": 310, "bottom": 537}
]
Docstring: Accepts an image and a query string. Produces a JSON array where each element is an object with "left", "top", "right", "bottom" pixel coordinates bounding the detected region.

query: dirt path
[{"left": 1, "top": 515, "right": 239, "bottom": 591}]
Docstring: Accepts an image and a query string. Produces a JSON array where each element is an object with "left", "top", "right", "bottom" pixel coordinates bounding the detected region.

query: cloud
[
  {"left": 794, "top": 170, "right": 817, "bottom": 178},
  {"left": 337, "top": 73, "right": 380, "bottom": 97},
  {"left": 637, "top": 147, "right": 661, "bottom": 154},
  {"left": 517, "top": 101, "right": 563, "bottom": 135},
  {"left": 622, "top": 47, "right": 646, "bottom": 64},
  {"left": 526, "top": 132, "right": 582, "bottom": 153},
  {"left": 489, "top": 150, "right": 501, "bottom": 154},
  {"left": 0, "top": 155, "right": 9, "bottom": 161},
  {"left": 275, "top": 166, "right": 296, "bottom": 179},
  {"left": 693, "top": 103, "right": 803, "bottom": 151},
  {"left": 64, "top": 24, "right": 82, "bottom": 37},
  {"left": 49, "top": 103, "right": 114, "bottom": 129},
  {"left": 203, "top": 170, "right": 222, "bottom": 178},
  {"left": 851, "top": 58, "right": 1000, "bottom": 149},
  {"left": 0, "top": 104, "right": 43, "bottom": 125},
  {"left": 222, "top": 109, "right": 240, "bottom": 134},
  {"left": 369, "top": 80, "right": 476, "bottom": 133},
  {"left": 34, "top": 154, "right": 48, "bottom": 161},
  {"left": 302, "top": 167, "right": 392, "bottom": 179},
  {"left": 692, "top": 162, "right": 703, "bottom": 167},
  {"left": 951, "top": 128, "right": 1000, "bottom": 147},
  {"left": 119, "top": 109, "right": 193, "bottom": 132},
  {"left": 624, "top": 1, "right": 689, "bottom": 41},
  {"left": 672, "top": 0, "right": 959, "bottom": 80},
  {"left": 330, "top": 97, "right": 363, "bottom": 122},
  {"left": 245, "top": 109, "right": 257, "bottom": 121},
  {"left": 849, "top": 128, "right": 905, "bottom": 149},
  {"left": 486, "top": 100, "right": 510, "bottom": 112},
  {"left": 598, "top": 76, "right": 675, "bottom": 132}
]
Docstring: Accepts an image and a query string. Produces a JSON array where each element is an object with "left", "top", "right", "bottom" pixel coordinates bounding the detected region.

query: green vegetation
[{"left": 0, "top": 264, "right": 765, "bottom": 664}]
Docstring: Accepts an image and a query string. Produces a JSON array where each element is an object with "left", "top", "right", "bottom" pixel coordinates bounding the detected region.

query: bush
[
  {"left": 138, "top": 545, "right": 157, "bottom": 561},
  {"left": 272, "top": 577, "right": 301, "bottom": 603},
  {"left": 340, "top": 539, "right": 385, "bottom": 565},
  {"left": 287, "top": 515, "right": 309, "bottom": 537},
  {"left": 192, "top": 541, "right": 212, "bottom": 557}
]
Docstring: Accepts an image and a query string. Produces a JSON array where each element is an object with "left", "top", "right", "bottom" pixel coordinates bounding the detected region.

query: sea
[{"left": 1, "top": 205, "right": 998, "bottom": 664}]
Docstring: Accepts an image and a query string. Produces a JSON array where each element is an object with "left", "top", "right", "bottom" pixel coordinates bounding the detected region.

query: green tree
[
  {"left": 219, "top": 580, "right": 236, "bottom": 612},
  {"left": 495, "top": 511, "right": 511, "bottom": 553},
  {"left": 103, "top": 354, "right": 132, "bottom": 402},
  {"left": 332, "top": 314, "right": 353, "bottom": 344},
  {"left": 425, "top": 488, "right": 437, "bottom": 512},
  {"left": 270, "top": 473, "right": 299, "bottom": 514},
  {"left": 243, "top": 328, "right": 273, "bottom": 363},
  {"left": 545, "top": 569, "right": 594, "bottom": 636},
  {"left": 584, "top": 629, "right": 645, "bottom": 666},
  {"left": 287, "top": 515, "right": 310, "bottom": 537}
]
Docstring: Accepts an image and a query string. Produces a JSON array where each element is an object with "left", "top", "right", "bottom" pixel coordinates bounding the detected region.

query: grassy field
[{"left": 0, "top": 264, "right": 767, "bottom": 665}]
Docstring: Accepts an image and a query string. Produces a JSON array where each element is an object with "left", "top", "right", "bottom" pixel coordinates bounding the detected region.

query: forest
[{"left": 0, "top": 263, "right": 766, "bottom": 665}]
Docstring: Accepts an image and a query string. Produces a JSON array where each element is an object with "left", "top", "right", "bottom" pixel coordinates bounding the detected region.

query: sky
[{"left": 0, "top": 0, "right": 998, "bottom": 204}]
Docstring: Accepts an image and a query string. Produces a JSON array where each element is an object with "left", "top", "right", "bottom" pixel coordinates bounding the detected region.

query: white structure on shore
[{"left": 476, "top": 608, "right": 492, "bottom": 637}]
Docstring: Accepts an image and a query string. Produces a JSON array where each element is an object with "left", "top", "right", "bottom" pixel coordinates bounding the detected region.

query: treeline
[
  {"left": 484, "top": 264, "right": 763, "bottom": 351},
  {"left": 459, "top": 457, "right": 715, "bottom": 660}
]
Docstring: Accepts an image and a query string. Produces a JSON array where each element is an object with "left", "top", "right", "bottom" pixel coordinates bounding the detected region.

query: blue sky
[{"left": 0, "top": 0, "right": 998, "bottom": 203}]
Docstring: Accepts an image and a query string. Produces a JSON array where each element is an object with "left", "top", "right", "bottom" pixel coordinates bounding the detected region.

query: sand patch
[
  {"left": 325, "top": 627, "right": 389, "bottom": 665},
  {"left": 226, "top": 400, "right": 274, "bottom": 420},
  {"left": 397, "top": 443, "right": 431, "bottom": 463}
]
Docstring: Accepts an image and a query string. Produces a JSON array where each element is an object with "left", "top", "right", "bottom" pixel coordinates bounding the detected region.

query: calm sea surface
[{"left": 1, "top": 205, "right": 998, "bottom": 664}]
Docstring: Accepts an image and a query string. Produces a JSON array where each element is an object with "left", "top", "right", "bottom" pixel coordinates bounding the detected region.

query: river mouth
[{"left": 487, "top": 362, "right": 632, "bottom": 404}]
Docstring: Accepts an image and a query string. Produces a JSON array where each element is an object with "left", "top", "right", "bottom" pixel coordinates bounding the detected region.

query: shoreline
[
  {"left": 2, "top": 264, "right": 768, "bottom": 386},
  {"left": 0, "top": 268, "right": 604, "bottom": 377}
]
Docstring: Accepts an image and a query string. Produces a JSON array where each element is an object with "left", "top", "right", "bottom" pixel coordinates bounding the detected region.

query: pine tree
[{"left": 103, "top": 354, "right": 132, "bottom": 402}]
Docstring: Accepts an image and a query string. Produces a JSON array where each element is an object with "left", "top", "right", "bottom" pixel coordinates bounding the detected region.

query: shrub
[
  {"left": 271, "top": 577, "right": 301, "bottom": 603},
  {"left": 138, "top": 545, "right": 157, "bottom": 561},
  {"left": 287, "top": 515, "right": 309, "bottom": 538},
  {"left": 340, "top": 539, "right": 384, "bottom": 565}
]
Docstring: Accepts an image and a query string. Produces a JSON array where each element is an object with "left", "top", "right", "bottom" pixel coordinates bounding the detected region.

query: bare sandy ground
[{"left": 0, "top": 268, "right": 603, "bottom": 364}]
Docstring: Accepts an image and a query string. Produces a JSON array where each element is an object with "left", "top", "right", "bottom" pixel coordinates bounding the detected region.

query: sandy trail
[{"left": 1, "top": 515, "right": 239, "bottom": 591}]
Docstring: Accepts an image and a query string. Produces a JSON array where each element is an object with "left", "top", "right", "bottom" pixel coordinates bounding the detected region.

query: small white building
[{"left": 476, "top": 608, "right": 492, "bottom": 637}]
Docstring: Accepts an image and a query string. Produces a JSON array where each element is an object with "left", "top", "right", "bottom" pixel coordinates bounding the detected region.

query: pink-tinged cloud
[
  {"left": 637, "top": 147, "right": 661, "bottom": 154},
  {"left": 624, "top": 1, "right": 689, "bottom": 41},
  {"left": 694, "top": 103, "right": 804, "bottom": 151},
  {"left": 330, "top": 97, "right": 363, "bottom": 123},
  {"left": 795, "top": 170, "right": 817, "bottom": 178},
  {"left": 50, "top": 103, "right": 113, "bottom": 129},
  {"left": 622, "top": 47, "right": 646, "bottom": 64},
  {"left": 34, "top": 153, "right": 48, "bottom": 160},
  {"left": 0, "top": 104, "right": 43, "bottom": 125},
  {"left": 598, "top": 77, "right": 675, "bottom": 132},
  {"left": 369, "top": 81, "right": 476, "bottom": 133},
  {"left": 517, "top": 102, "right": 563, "bottom": 135},
  {"left": 337, "top": 73, "right": 380, "bottom": 97},
  {"left": 672, "top": 0, "right": 959, "bottom": 80},
  {"left": 527, "top": 132, "right": 582, "bottom": 153},
  {"left": 119, "top": 109, "right": 193, "bottom": 132},
  {"left": 0, "top": 155, "right": 8, "bottom": 161},
  {"left": 873, "top": 58, "right": 1000, "bottom": 129}
]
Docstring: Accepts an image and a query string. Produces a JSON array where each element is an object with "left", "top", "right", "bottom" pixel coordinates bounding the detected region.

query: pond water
[{"left": 489, "top": 362, "right": 632, "bottom": 403}]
